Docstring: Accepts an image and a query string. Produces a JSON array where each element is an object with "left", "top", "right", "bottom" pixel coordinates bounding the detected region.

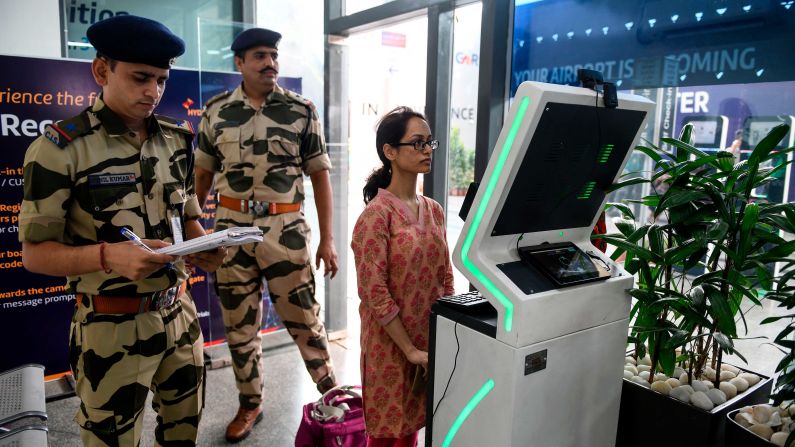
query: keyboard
[{"left": 437, "top": 291, "right": 489, "bottom": 310}]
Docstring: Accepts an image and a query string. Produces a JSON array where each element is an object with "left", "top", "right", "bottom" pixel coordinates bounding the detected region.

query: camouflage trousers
[
  {"left": 214, "top": 207, "right": 336, "bottom": 409},
  {"left": 69, "top": 291, "right": 205, "bottom": 447}
]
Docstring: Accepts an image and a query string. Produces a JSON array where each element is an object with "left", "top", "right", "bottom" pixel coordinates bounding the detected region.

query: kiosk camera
[{"left": 427, "top": 81, "right": 654, "bottom": 446}]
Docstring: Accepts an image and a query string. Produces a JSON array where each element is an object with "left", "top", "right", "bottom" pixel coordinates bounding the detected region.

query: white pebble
[
  {"left": 666, "top": 378, "right": 681, "bottom": 389},
  {"left": 721, "top": 364, "right": 741, "bottom": 374},
  {"left": 654, "top": 373, "right": 668, "bottom": 381},
  {"left": 719, "top": 382, "right": 737, "bottom": 400},
  {"left": 770, "top": 432, "right": 789, "bottom": 446},
  {"left": 678, "top": 384, "right": 694, "bottom": 394},
  {"left": 719, "top": 370, "right": 736, "bottom": 381},
  {"left": 670, "top": 386, "right": 691, "bottom": 402},
  {"left": 706, "top": 388, "right": 727, "bottom": 405},
  {"left": 690, "top": 391, "right": 715, "bottom": 411},
  {"left": 630, "top": 376, "right": 650, "bottom": 388},
  {"left": 735, "top": 411, "right": 755, "bottom": 428},
  {"left": 692, "top": 380, "right": 708, "bottom": 393},
  {"left": 624, "top": 365, "right": 638, "bottom": 375},
  {"left": 639, "top": 371, "right": 651, "bottom": 380},
  {"left": 674, "top": 367, "right": 686, "bottom": 378},
  {"left": 626, "top": 356, "right": 636, "bottom": 365},
  {"left": 679, "top": 373, "right": 690, "bottom": 384},
  {"left": 730, "top": 377, "right": 750, "bottom": 393},
  {"left": 623, "top": 370, "right": 634, "bottom": 379},
  {"left": 702, "top": 380, "right": 715, "bottom": 389},
  {"left": 753, "top": 405, "right": 774, "bottom": 424},
  {"left": 651, "top": 381, "right": 672, "bottom": 395},
  {"left": 739, "top": 373, "right": 761, "bottom": 387},
  {"left": 770, "top": 412, "right": 783, "bottom": 427},
  {"left": 748, "top": 424, "right": 774, "bottom": 441},
  {"left": 638, "top": 355, "right": 652, "bottom": 366},
  {"left": 637, "top": 365, "right": 651, "bottom": 373},
  {"left": 704, "top": 367, "right": 717, "bottom": 381}
]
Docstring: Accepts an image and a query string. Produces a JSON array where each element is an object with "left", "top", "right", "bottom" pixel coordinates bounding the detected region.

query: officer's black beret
[
  {"left": 87, "top": 15, "right": 185, "bottom": 69},
  {"left": 231, "top": 28, "right": 282, "bottom": 53}
]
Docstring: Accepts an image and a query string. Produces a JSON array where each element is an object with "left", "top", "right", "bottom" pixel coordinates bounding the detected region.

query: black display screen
[
  {"left": 520, "top": 243, "right": 608, "bottom": 287},
  {"left": 492, "top": 101, "right": 646, "bottom": 236}
]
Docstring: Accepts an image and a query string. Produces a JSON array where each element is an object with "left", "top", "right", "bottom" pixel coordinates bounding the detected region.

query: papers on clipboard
[{"left": 155, "top": 226, "right": 263, "bottom": 256}]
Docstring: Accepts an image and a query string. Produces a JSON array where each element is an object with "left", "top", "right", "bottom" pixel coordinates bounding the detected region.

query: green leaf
[
  {"left": 658, "top": 190, "right": 709, "bottom": 213},
  {"left": 635, "top": 145, "right": 664, "bottom": 163},
  {"left": 602, "top": 236, "right": 657, "bottom": 262},
  {"left": 605, "top": 202, "right": 636, "bottom": 220},
  {"left": 748, "top": 124, "right": 791, "bottom": 170},
  {"left": 704, "top": 286, "right": 738, "bottom": 337},
  {"left": 714, "top": 332, "right": 734, "bottom": 353},
  {"left": 608, "top": 177, "right": 650, "bottom": 193}
]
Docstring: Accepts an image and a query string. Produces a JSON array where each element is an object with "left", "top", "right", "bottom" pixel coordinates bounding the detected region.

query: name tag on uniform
[
  {"left": 170, "top": 211, "right": 183, "bottom": 244},
  {"left": 88, "top": 173, "right": 137, "bottom": 187}
]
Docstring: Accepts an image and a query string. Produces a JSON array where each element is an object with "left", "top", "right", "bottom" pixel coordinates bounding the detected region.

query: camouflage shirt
[
  {"left": 19, "top": 97, "right": 201, "bottom": 295},
  {"left": 195, "top": 84, "right": 331, "bottom": 203}
]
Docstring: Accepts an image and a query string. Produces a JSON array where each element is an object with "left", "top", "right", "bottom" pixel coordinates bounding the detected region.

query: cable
[
  {"left": 516, "top": 233, "right": 525, "bottom": 259},
  {"left": 586, "top": 250, "right": 611, "bottom": 272},
  {"left": 433, "top": 321, "right": 460, "bottom": 418}
]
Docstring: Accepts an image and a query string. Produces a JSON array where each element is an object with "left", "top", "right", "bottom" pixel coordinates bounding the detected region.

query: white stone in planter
[
  {"left": 690, "top": 391, "right": 714, "bottom": 411},
  {"left": 630, "top": 376, "right": 650, "bottom": 388},
  {"left": 706, "top": 388, "right": 727, "bottom": 405},
  {"left": 626, "top": 356, "right": 636, "bottom": 365},
  {"left": 719, "top": 382, "right": 738, "bottom": 400},
  {"left": 623, "top": 370, "right": 633, "bottom": 379},
  {"left": 674, "top": 367, "right": 686, "bottom": 378},
  {"left": 720, "top": 370, "right": 737, "bottom": 381},
  {"left": 637, "top": 364, "right": 651, "bottom": 373},
  {"left": 753, "top": 405, "right": 775, "bottom": 424},
  {"left": 770, "top": 411, "right": 783, "bottom": 428},
  {"left": 639, "top": 371, "right": 651, "bottom": 380},
  {"left": 770, "top": 432, "right": 789, "bottom": 447},
  {"left": 666, "top": 378, "right": 681, "bottom": 388},
  {"left": 705, "top": 367, "right": 717, "bottom": 381},
  {"left": 638, "top": 355, "right": 652, "bottom": 366},
  {"left": 730, "top": 377, "right": 750, "bottom": 393},
  {"left": 739, "top": 373, "right": 761, "bottom": 387},
  {"left": 679, "top": 384, "right": 695, "bottom": 394},
  {"left": 721, "top": 364, "right": 741, "bottom": 374},
  {"left": 735, "top": 411, "right": 755, "bottom": 428},
  {"left": 654, "top": 373, "right": 668, "bottom": 381},
  {"left": 670, "top": 386, "right": 691, "bottom": 402},
  {"left": 624, "top": 365, "right": 638, "bottom": 375},
  {"left": 651, "top": 381, "right": 672, "bottom": 395},
  {"left": 702, "top": 380, "right": 715, "bottom": 389},
  {"left": 692, "top": 380, "right": 709, "bottom": 393},
  {"left": 679, "top": 373, "right": 690, "bottom": 384},
  {"left": 748, "top": 424, "right": 774, "bottom": 441}
]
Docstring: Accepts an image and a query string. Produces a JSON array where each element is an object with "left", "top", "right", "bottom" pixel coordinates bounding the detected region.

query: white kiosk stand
[{"left": 426, "top": 81, "right": 654, "bottom": 446}]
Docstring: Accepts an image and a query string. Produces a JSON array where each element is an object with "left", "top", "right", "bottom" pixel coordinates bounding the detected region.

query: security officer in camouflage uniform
[
  {"left": 194, "top": 27, "right": 339, "bottom": 442},
  {"left": 19, "top": 15, "right": 225, "bottom": 447}
]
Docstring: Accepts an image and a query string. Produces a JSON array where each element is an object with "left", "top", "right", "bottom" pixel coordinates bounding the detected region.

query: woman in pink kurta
[{"left": 351, "top": 107, "right": 454, "bottom": 447}]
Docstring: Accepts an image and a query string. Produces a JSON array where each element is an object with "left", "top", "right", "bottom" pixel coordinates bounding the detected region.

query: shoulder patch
[
  {"left": 156, "top": 115, "right": 195, "bottom": 136},
  {"left": 43, "top": 111, "right": 94, "bottom": 149},
  {"left": 204, "top": 90, "right": 231, "bottom": 109},
  {"left": 284, "top": 90, "right": 316, "bottom": 117}
]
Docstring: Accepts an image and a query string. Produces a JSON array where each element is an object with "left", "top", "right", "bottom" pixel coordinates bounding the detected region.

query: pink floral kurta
[{"left": 351, "top": 188, "right": 455, "bottom": 438}]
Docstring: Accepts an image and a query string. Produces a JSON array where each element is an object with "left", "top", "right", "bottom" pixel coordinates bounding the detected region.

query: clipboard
[{"left": 155, "top": 226, "right": 263, "bottom": 256}]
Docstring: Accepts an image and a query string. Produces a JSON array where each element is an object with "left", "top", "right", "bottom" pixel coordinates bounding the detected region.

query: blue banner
[{"left": 0, "top": 54, "right": 300, "bottom": 375}]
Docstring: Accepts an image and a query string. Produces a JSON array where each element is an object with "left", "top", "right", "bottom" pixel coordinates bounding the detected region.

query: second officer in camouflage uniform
[
  {"left": 19, "top": 16, "right": 225, "bottom": 446},
  {"left": 194, "top": 28, "right": 339, "bottom": 442}
]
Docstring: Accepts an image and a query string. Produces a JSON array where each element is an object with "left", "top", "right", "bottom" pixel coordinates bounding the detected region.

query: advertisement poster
[{"left": 0, "top": 55, "right": 300, "bottom": 375}]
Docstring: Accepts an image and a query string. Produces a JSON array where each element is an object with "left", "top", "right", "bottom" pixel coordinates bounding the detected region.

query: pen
[{"left": 120, "top": 228, "right": 174, "bottom": 269}]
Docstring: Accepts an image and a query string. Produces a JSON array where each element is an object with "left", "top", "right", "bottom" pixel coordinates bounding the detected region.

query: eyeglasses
[{"left": 392, "top": 139, "right": 439, "bottom": 151}]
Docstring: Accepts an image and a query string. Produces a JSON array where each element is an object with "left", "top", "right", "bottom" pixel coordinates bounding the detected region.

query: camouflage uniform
[
  {"left": 19, "top": 97, "right": 205, "bottom": 446},
  {"left": 196, "top": 84, "right": 335, "bottom": 409}
]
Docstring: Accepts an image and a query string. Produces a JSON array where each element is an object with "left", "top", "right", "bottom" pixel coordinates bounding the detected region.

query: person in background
[
  {"left": 194, "top": 27, "right": 339, "bottom": 442},
  {"left": 19, "top": 15, "right": 225, "bottom": 446},
  {"left": 351, "top": 107, "right": 455, "bottom": 447}
]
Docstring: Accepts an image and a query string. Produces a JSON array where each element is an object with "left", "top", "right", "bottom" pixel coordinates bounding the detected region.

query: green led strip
[
  {"left": 461, "top": 96, "right": 529, "bottom": 333},
  {"left": 578, "top": 181, "right": 597, "bottom": 199},
  {"left": 442, "top": 379, "right": 496, "bottom": 447}
]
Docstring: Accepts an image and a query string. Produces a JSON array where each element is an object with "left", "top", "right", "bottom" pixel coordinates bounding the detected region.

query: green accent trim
[
  {"left": 460, "top": 96, "right": 530, "bottom": 333},
  {"left": 442, "top": 379, "right": 496, "bottom": 447}
]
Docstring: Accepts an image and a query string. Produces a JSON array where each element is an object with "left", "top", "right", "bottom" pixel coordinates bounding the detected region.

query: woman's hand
[{"left": 405, "top": 347, "right": 429, "bottom": 374}]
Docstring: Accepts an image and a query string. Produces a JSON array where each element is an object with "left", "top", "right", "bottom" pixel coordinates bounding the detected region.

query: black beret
[
  {"left": 87, "top": 15, "right": 185, "bottom": 69},
  {"left": 231, "top": 28, "right": 282, "bottom": 52}
]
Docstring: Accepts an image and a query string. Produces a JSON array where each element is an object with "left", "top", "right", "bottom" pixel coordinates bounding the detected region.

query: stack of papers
[{"left": 155, "top": 226, "right": 264, "bottom": 256}]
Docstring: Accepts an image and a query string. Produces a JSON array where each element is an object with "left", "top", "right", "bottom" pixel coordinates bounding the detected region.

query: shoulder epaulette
[
  {"left": 204, "top": 90, "right": 232, "bottom": 109},
  {"left": 155, "top": 114, "right": 195, "bottom": 136},
  {"left": 43, "top": 111, "right": 95, "bottom": 149},
  {"left": 284, "top": 90, "right": 316, "bottom": 116}
]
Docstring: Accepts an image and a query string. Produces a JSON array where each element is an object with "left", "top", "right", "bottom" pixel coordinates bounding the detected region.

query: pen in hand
[{"left": 120, "top": 228, "right": 174, "bottom": 269}]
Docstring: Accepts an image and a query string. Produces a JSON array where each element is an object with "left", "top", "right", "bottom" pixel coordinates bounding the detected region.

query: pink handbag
[{"left": 295, "top": 385, "right": 366, "bottom": 447}]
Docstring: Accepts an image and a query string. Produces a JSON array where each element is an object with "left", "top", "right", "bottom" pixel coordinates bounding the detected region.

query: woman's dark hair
[{"left": 363, "top": 106, "right": 427, "bottom": 204}]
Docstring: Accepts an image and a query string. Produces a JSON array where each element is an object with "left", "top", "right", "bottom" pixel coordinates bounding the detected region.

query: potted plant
[
  {"left": 725, "top": 265, "right": 795, "bottom": 447},
  {"left": 603, "top": 123, "right": 795, "bottom": 447}
]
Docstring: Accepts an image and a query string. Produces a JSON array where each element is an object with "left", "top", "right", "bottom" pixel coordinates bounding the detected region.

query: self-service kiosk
[
  {"left": 743, "top": 116, "right": 795, "bottom": 204},
  {"left": 426, "top": 81, "right": 654, "bottom": 446},
  {"left": 681, "top": 115, "right": 729, "bottom": 152}
]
